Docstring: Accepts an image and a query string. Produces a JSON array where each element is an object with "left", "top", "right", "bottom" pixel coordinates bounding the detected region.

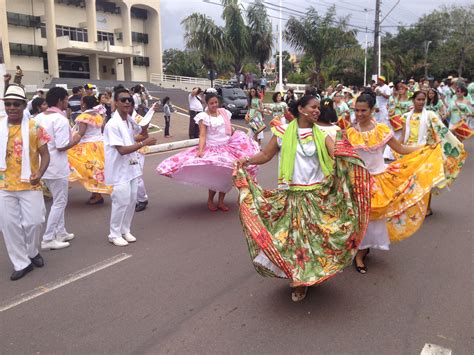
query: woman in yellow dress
[
  {"left": 400, "top": 90, "right": 466, "bottom": 216},
  {"left": 68, "top": 96, "right": 112, "bottom": 204},
  {"left": 346, "top": 90, "right": 445, "bottom": 273}
]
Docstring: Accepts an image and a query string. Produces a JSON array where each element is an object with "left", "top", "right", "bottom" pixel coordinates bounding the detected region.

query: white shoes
[
  {"left": 122, "top": 232, "right": 137, "bottom": 243},
  {"left": 41, "top": 239, "right": 70, "bottom": 250},
  {"left": 56, "top": 232, "right": 75, "bottom": 243},
  {"left": 108, "top": 236, "right": 128, "bottom": 247}
]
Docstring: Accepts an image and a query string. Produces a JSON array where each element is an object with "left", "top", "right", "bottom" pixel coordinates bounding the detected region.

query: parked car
[{"left": 217, "top": 86, "right": 248, "bottom": 119}]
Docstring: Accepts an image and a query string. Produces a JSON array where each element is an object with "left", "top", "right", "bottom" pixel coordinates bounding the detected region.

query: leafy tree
[
  {"left": 381, "top": 5, "right": 473, "bottom": 80},
  {"left": 181, "top": 13, "right": 225, "bottom": 86},
  {"left": 274, "top": 50, "right": 294, "bottom": 79},
  {"left": 162, "top": 49, "right": 206, "bottom": 77},
  {"left": 284, "top": 6, "right": 361, "bottom": 87},
  {"left": 246, "top": 0, "right": 273, "bottom": 75}
]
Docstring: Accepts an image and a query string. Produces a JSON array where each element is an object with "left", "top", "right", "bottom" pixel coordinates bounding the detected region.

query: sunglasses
[
  {"left": 118, "top": 97, "right": 133, "bottom": 103},
  {"left": 4, "top": 101, "right": 23, "bottom": 107}
]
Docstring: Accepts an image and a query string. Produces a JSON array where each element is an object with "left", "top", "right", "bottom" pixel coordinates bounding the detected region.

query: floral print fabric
[
  {"left": 234, "top": 137, "right": 371, "bottom": 286},
  {"left": 0, "top": 120, "right": 50, "bottom": 191}
]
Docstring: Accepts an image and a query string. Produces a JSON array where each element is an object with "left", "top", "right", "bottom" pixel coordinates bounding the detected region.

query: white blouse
[{"left": 194, "top": 110, "right": 232, "bottom": 146}]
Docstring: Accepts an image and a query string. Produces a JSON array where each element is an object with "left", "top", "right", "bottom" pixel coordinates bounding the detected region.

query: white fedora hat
[{"left": 1, "top": 84, "right": 27, "bottom": 101}]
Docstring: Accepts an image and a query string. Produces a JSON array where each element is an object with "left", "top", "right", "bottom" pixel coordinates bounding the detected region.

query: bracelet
[
  {"left": 245, "top": 156, "right": 251, "bottom": 165},
  {"left": 138, "top": 141, "right": 144, "bottom": 147}
]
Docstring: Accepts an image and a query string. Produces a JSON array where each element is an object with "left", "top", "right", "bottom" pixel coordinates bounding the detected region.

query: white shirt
[
  {"left": 188, "top": 94, "right": 203, "bottom": 112},
  {"left": 103, "top": 114, "right": 142, "bottom": 185},
  {"left": 133, "top": 93, "right": 142, "bottom": 110},
  {"left": 276, "top": 127, "right": 325, "bottom": 187},
  {"left": 194, "top": 110, "right": 232, "bottom": 146},
  {"left": 356, "top": 146, "right": 386, "bottom": 175},
  {"left": 35, "top": 112, "right": 71, "bottom": 179},
  {"left": 376, "top": 84, "right": 391, "bottom": 111}
]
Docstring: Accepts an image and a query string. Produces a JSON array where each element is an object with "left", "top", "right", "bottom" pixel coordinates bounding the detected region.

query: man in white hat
[
  {"left": 375, "top": 75, "right": 391, "bottom": 126},
  {"left": 0, "top": 84, "right": 51, "bottom": 280}
]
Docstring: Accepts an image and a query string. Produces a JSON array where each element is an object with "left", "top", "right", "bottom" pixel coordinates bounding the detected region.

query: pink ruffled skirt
[{"left": 156, "top": 131, "right": 259, "bottom": 192}]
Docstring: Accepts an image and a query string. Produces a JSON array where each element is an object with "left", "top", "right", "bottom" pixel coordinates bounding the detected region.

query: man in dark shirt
[{"left": 68, "top": 86, "right": 83, "bottom": 124}]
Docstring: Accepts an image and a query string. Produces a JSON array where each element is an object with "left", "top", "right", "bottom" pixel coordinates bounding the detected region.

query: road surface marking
[
  {"left": 420, "top": 343, "right": 452, "bottom": 355},
  {"left": 0, "top": 253, "right": 132, "bottom": 313}
]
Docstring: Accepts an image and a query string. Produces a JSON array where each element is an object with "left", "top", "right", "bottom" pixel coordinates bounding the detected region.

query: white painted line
[
  {"left": 0, "top": 253, "right": 132, "bottom": 312},
  {"left": 420, "top": 343, "right": 452, "bottom": 355}
]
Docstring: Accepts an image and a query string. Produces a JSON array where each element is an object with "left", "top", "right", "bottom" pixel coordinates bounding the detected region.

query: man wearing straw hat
[
  {"left": 375, "top": 75, "right": 391, "bottom": 126},
  {"left": 0, "top": 84, "right": 51, "bottom": 280}
]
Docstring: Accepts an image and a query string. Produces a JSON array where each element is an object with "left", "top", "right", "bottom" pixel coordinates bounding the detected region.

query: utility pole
[
  {"left": 364, "top": 8, "right": 369, "bottom": 87},
  {"left": 372, "top": 0, "right": 381, "bottom": 78},
  {"left": 424, "top": 40, "right": 432, "bottom": 79}
]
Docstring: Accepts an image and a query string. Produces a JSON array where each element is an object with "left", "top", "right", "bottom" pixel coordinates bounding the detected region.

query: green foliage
[
  {"left": 274, "top": 50, "right": 294, "bottom": 78},
  {"left": 162, "top": 49, "right": 206, "bottom": 77},
  {"left": 284, "top": 5, "right": 361, "bottom": 87},
  {"left": 287, "top": 72, "right": 308, "bottom": 84},
  {"left": 182, "top": 0, "right": 273, "bottom": 84},
  {"left": 381, "top": 5, "right": 474, "bottom": 80}
]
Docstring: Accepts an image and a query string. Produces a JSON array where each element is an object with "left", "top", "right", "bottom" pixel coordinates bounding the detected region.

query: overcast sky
[{"left": 161, "top": 0, "right": 470, "bottom": 54}]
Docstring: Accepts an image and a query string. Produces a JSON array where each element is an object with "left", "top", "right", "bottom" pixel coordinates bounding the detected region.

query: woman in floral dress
[
  {"left": 235, "top": 95, "right": 372, "bottom": 302},
  {"left": 400, "top": 90, "right": 467, "bottom": 216},
  {"left": 68, "top": 95, "right": 112, "bottom": 204},
  {"left": 346, "top": 90, "right": 445, "bottom": 274},
  {"left": 264, "top": 92, "right": 288, "bottom": 126},
  {"left": 446, "top": 86, "right": 474, "bottom": 140},
  {"left": 157, "top": 92, "right": 258, "bottom": 211},
  {"left": 246, "top": 87, "right": 266, "bottom": 144}
]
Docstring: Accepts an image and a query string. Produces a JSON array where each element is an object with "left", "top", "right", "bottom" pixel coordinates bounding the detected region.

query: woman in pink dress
[{"left": 157, "top": 92, "right": 258, "bottom": 211}]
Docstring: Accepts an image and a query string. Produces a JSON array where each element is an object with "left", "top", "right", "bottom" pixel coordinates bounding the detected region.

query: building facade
[{"left": 0, "top": 0, "right": 162, "bottom": 83}]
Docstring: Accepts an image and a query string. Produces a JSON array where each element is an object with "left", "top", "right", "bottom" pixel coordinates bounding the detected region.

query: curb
[{"left": 145, "top": 138, "right": 199, "bottom": 154}]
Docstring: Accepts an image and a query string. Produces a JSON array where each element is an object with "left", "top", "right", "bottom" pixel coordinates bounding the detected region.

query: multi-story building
[{"left": 0, "top": 0, "right": 162, "bottom": 85}]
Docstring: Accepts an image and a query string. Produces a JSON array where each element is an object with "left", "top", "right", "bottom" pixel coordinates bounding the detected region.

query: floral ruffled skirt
[
  {"left": 68, "top": 141, "right": 112, "bottom": 194},
  {"left": 234, "top": 139, "right": 371, "bottom": 286}
]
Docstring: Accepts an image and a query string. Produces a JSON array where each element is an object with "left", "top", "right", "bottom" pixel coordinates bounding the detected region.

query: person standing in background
[
  {"left": 162, "top": 96, "right": 172, "bottom": 138},
  {"left": 68, "top": 86, "right": 83, "bottom": 125},
  {"left": 14, "top": 66, "right": 23, "bottom": 87},
  {"left": 188, "top": 87, "right": 203, "bottom": 139}
]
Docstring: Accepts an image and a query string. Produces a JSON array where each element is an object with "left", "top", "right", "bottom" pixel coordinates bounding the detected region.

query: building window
[
  {"left": 56, "top": 0, "right": 86, "bottom": 7},
  {"left": 7, "top": 12, "right": 41, "bottom": 28},
  {"left": 131, "top": 8, "right": 148, "bottom": 20},
  {"left": 97, "top": 31, "right": 115, "bottom": 45},
  {"left": 96, "top": 0, "right": 121, "bottom": 14},
  {"left": 10, "top": 43, "right": 43, "bottom": 57},
  {"left": 41, "top": 24, "right": 88, "bottom": 42},
  {"left": 133, "top": 56, "right": 150, "bottom": 67},
  {"left": 132, "top": 32, "right": 149, "bottom": 44}
]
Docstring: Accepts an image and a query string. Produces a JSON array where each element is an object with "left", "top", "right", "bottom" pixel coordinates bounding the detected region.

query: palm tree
[
  {"left": 247, "top": 0, "right": 273, "bottom": 75},
  {"left": 221, "top": 0, "right": 250, "bottom": 85},
  {"left": 181, "top": 13, "right": 224, "bottom": 86},
  {"left": 284, "top": 6, "right": 360, "bottom": 87}
]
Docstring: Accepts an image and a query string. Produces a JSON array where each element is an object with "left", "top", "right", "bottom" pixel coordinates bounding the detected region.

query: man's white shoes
[
  {"left": 41, "top": 239, "right": 70, "bottom": 250},
  {"left": 56, "top": 232, "right": 75, "bottom": 243},
  {"left": 122, "top": 233, "right": 136, "bottom": 243},
  {"left": 109, "top": 236, "right": 129, "bottom": 247}
]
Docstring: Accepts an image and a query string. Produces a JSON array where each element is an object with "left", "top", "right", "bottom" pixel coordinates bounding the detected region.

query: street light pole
[
  {"left": 364, "top": 8, "right": 368, "bottom": 86},
  {"left": 424, "top": 40, "right": 432, "bottom": 78},
  {"left": 278, "top": 0, "right": 283, "bottom": 93}
]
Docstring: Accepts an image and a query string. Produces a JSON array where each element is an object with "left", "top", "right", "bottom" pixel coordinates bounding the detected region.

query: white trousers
[
  {"left": 0, "top": 190, "right": 45, "bottom": 270},
  {"left": 137, "top": 154, "right": 148, "bottom": 203},
  {"left": 109, "top": 178, "right": 138, "bottom": 240},
  {"left": 43, "top": 178, "right": 69, "bottom": 241}
]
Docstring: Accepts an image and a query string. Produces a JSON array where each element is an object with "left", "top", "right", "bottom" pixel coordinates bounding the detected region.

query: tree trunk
[{"left": 315, "top": 62, "right": 322, "bottom": 88}]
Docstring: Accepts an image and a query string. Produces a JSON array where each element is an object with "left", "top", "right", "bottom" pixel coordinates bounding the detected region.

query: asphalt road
[{"left": 0, "top": 135, "right": 472, "bottom": 355}]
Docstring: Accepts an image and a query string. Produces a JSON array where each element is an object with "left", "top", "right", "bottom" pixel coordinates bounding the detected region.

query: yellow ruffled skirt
[
  {"left": 68, "top": 141, "right": 112, "bottom": 194},
  {"left": 371, "top": 144, "right": 445, "bottom": 242}
]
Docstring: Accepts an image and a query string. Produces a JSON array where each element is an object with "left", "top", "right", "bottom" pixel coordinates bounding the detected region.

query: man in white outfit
[
  {"left": 104, "top": 88, "right": 156, "bottom": 246},
  {"left": 375, "top": 76, "right": 391, "bottom": 126},
  {"left": 36, "top": 87, "right": 79, "bottom": 250},
  {"left": 0, "top": 85, "right": 50, "bottom": 280}
]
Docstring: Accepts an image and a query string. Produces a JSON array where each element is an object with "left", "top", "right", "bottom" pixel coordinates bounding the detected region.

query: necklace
[{"left": 296, "top": 128, "right": 316, "bottom": 157}]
